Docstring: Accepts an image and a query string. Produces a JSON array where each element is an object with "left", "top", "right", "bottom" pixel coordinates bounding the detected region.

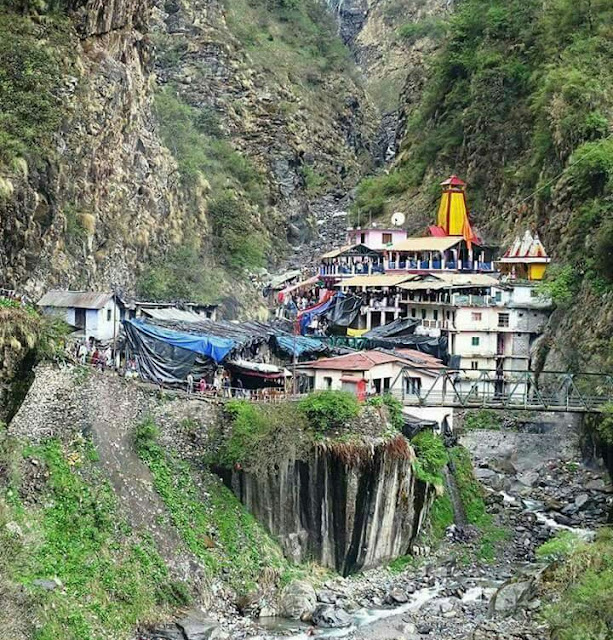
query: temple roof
[
  {"left": 440, "top": 175, "right": 466, "bottom": 187},
  {"left": 500, "top": 230, "right": 550, "bottom": 262}
]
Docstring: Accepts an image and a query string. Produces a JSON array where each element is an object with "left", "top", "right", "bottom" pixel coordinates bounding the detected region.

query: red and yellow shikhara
[{"left": 434, "top": 175, "right": 479, "bottom": 249}]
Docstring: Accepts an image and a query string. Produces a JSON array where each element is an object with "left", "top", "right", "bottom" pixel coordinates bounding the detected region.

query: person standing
[{"left": 186, "top": 373, "right": 194, "bottom": 395}]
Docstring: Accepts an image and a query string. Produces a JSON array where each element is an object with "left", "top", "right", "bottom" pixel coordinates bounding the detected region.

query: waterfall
[{"left": 443, "top": 462, "right": 467, "bottom": 527}]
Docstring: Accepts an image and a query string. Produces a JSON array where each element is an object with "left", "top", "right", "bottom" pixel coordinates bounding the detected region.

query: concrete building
[
  {"left": 347, "top": 227, "right": 407, "bottom": 250},
  {"left": 319, "top": 244, "right": 384, "bottom": 286},
  {"left": 38, "top": 291, "right": 121, "bottom": 341},
  {"left": 296, "top": 349, "right": 451, "bottom": 427}
]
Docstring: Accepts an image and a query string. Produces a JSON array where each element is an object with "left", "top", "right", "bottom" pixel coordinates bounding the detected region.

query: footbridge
[{"left": 394, "top": 368, "right": 613, "bottom": 413}]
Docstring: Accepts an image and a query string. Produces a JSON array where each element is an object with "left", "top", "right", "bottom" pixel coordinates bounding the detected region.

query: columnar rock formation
[{"left": 217, "top": 437, "right": 432, "bottom": 575}]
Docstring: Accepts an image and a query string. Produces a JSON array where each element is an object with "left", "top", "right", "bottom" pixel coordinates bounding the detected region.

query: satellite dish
[{"left": 391, "top": 212, "right": 405, "bottom": 227}]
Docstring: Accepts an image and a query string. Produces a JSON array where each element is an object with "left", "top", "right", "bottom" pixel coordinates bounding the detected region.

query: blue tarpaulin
[
  {"left": 124, "top": 319, "right": 235, "bottom": 363},
  {"left": 275, "top": 334, "right": 325, "bottom": 357},
  {"left": 298, "top": 296, "right": 335, "bottom": 334}
]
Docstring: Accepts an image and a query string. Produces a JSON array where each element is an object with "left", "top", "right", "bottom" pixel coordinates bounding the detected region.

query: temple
[
  {"left": 497, "top": 230, "right": 551, "bottom": 281},
  {"left": 382, "top": 175, "right": 494, "bottom": 274}
]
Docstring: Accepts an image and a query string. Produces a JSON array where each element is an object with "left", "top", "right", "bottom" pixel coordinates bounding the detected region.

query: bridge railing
[{"left": 390, "top": 367, "right": 613, "bottom": 413}]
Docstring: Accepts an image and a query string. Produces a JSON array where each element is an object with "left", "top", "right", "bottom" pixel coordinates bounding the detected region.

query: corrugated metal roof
[
  {"left": 142, "top": 308, "right": 208, "bottom": 323},
  {"left": 391, "top": 236, "right": 463, "bottom": 252},
  {"left": 337, "top": 274, "right": 412, "bottom": 288},
  {"left": 38, "top": 290, "right": 113, "bottom": 310},
  {"left": 269, "top": 270, "right": 302, "bottom": 289},
  {"left": 398, "top": 273, "right": 498, "bottom": 290}
]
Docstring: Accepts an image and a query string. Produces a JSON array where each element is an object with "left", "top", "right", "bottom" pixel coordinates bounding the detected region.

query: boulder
[
  {"left": 490, "top": 579, "right": 535, "bottom": 616},
  {"left": 384, "top": 588, "right": 409, "bottom": 604},
  {"left": 279, "top": 580, "right": 317, "bottom": 621},
  {"left": 312, "top": 604, "right": 352, "bottom": 628},
  {"left": 177, "top": 617, "right": 229, "bottom": 640}
]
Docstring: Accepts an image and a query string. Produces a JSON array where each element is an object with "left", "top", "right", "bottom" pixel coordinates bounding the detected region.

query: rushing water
[{"left": 257, "top": 586, "right": 441, "bottom": 639}]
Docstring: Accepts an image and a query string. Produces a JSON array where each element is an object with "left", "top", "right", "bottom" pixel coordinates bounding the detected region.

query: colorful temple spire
[
  {"left": 498, "top": 230, "right": 551, "bottom": 280},
  {"left": 434, "top": 175, "right": 478, "bottom": 248}
]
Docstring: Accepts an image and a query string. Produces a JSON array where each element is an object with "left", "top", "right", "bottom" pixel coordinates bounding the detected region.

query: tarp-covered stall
[{"left": 123, "top": 319, "right": 234, "bottom": 385}]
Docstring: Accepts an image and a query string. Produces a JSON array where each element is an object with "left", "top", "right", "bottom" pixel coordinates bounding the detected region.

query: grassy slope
[
  {"left": 537, "top": 528, "right": 613, "bottom": 640},
  {"left": 0, "top": 435, "right": 188, "bottom": 640}
]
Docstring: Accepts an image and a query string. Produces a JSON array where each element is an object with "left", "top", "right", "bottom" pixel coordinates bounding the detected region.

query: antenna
[{"left": 391, "top": 212, "right": 406, "bottom": 227}]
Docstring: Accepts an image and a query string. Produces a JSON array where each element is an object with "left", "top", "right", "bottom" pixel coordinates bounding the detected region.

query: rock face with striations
[
  {"left": 217, "top": 437, "right": 432, "bottom": 575},
  {"left": 0, "top": 0, "right": 375, "bottom": 304}
]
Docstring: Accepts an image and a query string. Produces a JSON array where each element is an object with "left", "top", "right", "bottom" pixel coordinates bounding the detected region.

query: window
[
  {"left": 406, "top": 377, "right": 422, "bottom": 395},
  {"left": 360, "top": 233, "right": 366, "bottom": 244},
  {"left": 411, "top": 308, "right": 416, "bottom": 318},
  {"left": 107, "top": 309, "right": 112, "bottom": 322},
  {"left": 498, "top": 313, "right": 510, "bottom": 328},
  {"left": 471, "top": 336, "right": 480, "bottom": 346},
  {"left": 495, "top": 291, "right": 502, "bottom": 302},
  {"left": 382, "top": 232, "right": 393, "bottom": 245},
  {"left": 530, "top": 289, "right": 538, "bottom": 298},
  {"left": 471, "top": 361, "right": 479, "bottom": 370},
  {"left": 433, "top": 309, "right": 439, "bottom": 321},
  {"left": 421, "top": 309, "right": 426, "bottom": 320},
  {"left": 324, "top": 376, "right": 332, "bottom": 390},
  {"left": 471, "top": 312, "right": 482, "bottom": 322}
]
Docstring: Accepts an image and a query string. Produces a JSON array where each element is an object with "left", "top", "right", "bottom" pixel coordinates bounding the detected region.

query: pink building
[{"left": 347, "top": 227, "right": 407, "bottom": 251}]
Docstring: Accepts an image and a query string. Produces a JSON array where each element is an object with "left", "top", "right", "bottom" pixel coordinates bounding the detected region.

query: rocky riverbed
[{"left": 143, "top": 413, "right": 612, "bottom": 640}]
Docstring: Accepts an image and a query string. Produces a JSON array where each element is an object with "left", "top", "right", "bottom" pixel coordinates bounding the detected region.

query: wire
[{"left": 499, "top": 130, "right": 613, "bottom": 219}]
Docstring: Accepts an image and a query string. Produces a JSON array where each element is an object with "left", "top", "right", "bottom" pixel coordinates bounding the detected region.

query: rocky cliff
[
  {"left": 217, "top": 435, "right": 431, "bottom": 575},
  {"left": 0, "top": 0, "right": 375, "bottom": 311}
]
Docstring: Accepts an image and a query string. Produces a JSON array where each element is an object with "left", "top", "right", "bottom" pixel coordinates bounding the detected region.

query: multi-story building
[{"left": 326, "top": 176, "right": 555, "bottom": 396}]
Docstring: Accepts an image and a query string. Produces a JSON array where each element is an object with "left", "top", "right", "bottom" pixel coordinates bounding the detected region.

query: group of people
[
  {"left": 185, "top": 369, "right": 246, "bottom": 397},
  {"left": 74, "top": 338, "right": 115, "bottom": 371}
]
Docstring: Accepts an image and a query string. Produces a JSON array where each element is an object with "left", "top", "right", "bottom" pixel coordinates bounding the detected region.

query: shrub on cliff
[
  {"left": 216, "top": 400, "right": 309, "bottom": 470},
  {"left": 299, "top": 391, "right": 360, "bottom": 433},
  {"left": 410, "top": 430, "right": 447, "bottom": 486}
]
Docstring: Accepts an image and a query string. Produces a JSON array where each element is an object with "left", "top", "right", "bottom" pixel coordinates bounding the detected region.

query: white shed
[{"left": 38, "top": 290, "right": 121, "bottom": 342}]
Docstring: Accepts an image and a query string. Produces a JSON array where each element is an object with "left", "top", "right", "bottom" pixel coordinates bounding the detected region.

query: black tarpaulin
[
  {"left": 369, "top": 334, "right": 449, "bottom": 362},
  {"left": 124, "top": 320, "right": 215, "bottom": 385},
  {"left": 363, "top": 317, "right": 421, "bottom": 339},
  {"left": 323, "top": 292, "right": 362, "bottom": 328}
]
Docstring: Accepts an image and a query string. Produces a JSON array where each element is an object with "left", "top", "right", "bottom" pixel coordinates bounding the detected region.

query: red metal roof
[
  {"left": 298, "top": 349, "right": 443, "bottom": 372},
  {"left": 440, "top": 175, "right": 466, "bottom": 187}
]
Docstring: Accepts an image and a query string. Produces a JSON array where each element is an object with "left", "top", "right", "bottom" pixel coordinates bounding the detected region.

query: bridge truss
[{"left": 395, "top": 368, "right": 613, "bottom": 413}]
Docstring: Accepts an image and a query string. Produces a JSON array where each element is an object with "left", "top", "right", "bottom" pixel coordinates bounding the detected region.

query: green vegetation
[
  {"left": 226, "top": 0, "right": 353, "bottom": 93},
  {"left": 540, "top": 527, "right": 613, "bottom": 640},
  {"left": 536, "top": 530, "right": 583, "bottom": 563},
  {"left": 299, "top": 390, "right": 360, "bottom": 432},
  {"left": 536, "top": 264, "right": 580, "bottom": 308},
  {"left": 214, "top": 400, "right": 309, "bottom": 470},
  {"left": 366, "top": 393, "right": 405, "bottom": 431},
  {"left": 410, "top": 430, "right": 448, "bottom": 486},
  {"left": 593, "top": 402, "right": 613, "bottom": 445},
  {"left": 398, "top": 17, "right": 446, "bottom": 43},
  {"left": 134, "top": 417, "right": 291, "bottom": 592},
  {"left": 153, "top": 89, "right": 269, "bottom": 272},
  {"left": 463, "top": 409, "right": 502, "bottom": 431},
  {"left": 449, "top": 446, "right": 508, "bottom": 561},
  {"left": 137, "top": 246, "right": 222, "bottom": 303},
  {"left": 429, "top": 492, "right": 454, "bottom": 541},
  {"left": 352, "top": 0, "right": 613, "bottom": 297},
  {"left": 0, "top": 11, "right": 70, "bottom": 170},
  {"left": 387, "top": 554, "right": 416, "bottom": 574},
  {"left": 0, "top": 435, "right": 186, "bottom": 640}
]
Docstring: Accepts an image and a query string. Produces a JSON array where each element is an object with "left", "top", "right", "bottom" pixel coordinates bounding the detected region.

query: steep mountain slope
[
  {"left": 0, "top": 0, "right": 375, "bottom": 312},
  {"left": 351, "top": 0, "right": 613, "bottom": 369}
]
